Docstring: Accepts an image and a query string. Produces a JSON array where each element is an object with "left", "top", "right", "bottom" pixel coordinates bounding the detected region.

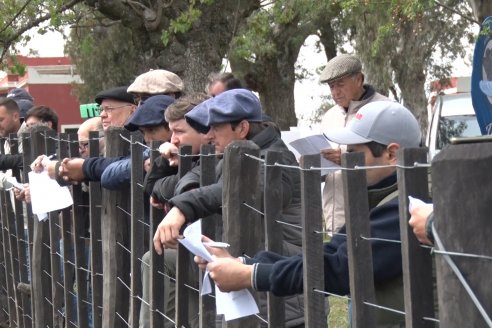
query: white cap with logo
[{"left": 324, "top": 101, "right": 421, "bottom": 148}]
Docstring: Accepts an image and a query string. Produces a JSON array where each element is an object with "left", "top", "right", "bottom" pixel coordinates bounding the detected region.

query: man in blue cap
[
  {"left": 195, "top": 100, "right": 421, "bottom": 328},
  {"left": 152, "top": 88, "right": 306, "bottom": 327}
]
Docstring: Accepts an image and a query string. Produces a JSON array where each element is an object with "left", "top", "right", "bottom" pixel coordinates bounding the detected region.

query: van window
[{"left": 437, "top": 115, "right": 481, "bottom": 149}]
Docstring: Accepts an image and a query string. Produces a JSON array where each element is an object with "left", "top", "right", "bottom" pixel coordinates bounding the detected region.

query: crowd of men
[{"left": 0, "top": 56, "right": 439, "bottom": 327}]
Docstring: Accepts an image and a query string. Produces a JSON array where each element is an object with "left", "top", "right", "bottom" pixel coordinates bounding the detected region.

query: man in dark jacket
[
  {"left": 194, "top": 100, "right": 422, "bottom": 327},
  {"left": 153, "top": 89, "right": 305, "bottom": 326}
]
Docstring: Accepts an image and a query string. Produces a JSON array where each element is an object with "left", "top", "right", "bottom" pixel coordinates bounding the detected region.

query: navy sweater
[{"left": 247, "top": 174, "right": 402, "bottom": 297}]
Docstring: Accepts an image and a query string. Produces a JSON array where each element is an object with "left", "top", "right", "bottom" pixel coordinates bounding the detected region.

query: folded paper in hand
[
  {"left": 289, "top": 134, "right": 340, "bottom": 175},
  {"left": 179, "top": 220, "right": 259, "bottom": 321},
  {"left": 28, "top": 171, "right": 73, "bottom": 221}
]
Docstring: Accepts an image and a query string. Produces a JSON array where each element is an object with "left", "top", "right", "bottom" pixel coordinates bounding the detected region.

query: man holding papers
[
  {"left": 319, "top": 54, "right": 388, "bottom": 234},
  {"left": 196, "top": 101, "right": 421, "bottom": 328}
]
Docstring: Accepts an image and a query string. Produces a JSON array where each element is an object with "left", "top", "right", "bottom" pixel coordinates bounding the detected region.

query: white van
[{"left": 426, "top": 92, "right": 481, "bottom": 159}]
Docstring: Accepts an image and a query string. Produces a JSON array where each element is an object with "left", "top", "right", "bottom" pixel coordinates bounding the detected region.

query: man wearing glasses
[{"left": 97, "top": 86, "right": 137, "bottom": 131}]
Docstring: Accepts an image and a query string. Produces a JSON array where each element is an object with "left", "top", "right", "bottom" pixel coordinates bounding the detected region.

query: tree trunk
[
  {"left": 258, "top": 61, "right": 297, "bottom": 129},
  {"left": 467, "top": 0, "right": 492, "bottom": 23}
]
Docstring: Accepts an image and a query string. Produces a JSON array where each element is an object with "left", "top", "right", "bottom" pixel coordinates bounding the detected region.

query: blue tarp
[{"left": 471, "top": 16, "right": 492, "bottom": 135}]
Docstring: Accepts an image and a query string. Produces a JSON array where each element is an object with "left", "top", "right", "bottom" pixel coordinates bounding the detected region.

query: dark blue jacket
[
  {"left": 82, "top": 156, "right": 125, "bottom": 181},
  {"left": 248, "top": 174, "right": 402, "bottom": 297}
]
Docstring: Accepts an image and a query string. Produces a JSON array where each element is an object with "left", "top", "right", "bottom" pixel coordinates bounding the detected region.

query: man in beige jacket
[{"left": 320, "top": 54, "right": 388, "bottom": 234}]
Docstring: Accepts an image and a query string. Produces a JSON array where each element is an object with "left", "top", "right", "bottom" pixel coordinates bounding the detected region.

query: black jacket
[
  {"left": 0, "top": 154, "right": 23, "bottom": 171},
  {"left": 143, "top": 156, "right": 179, "bottom": 198},
  {"left": 169, "top": 125, "right": 303, "bottom": 247},
  {"left": 167, "top": 125, "right": 306, "bottom": 327}
]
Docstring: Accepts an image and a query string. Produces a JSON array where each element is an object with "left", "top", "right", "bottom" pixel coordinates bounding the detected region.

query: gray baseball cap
[
  {"left": 319, "top": 54, "right": 362, "bottom": 84},
  {"left": 324, "top": 101, "right": 421, "bottom": 147}
]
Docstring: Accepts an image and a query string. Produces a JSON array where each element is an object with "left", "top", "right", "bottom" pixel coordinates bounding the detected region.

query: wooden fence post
[
  {"left": 0, "top": 134, "right": 18, "bottom": 326},
  {"left": 30, "top": 126, "right": 53, "bottom": 328},
  {"left": 397, "top": 148, "right": 435, "bottom": 327},
  {"left": 148, "top": 141, "right": 166, "bottom": 328},
  {"left": 342, "top": 151, "right": 376, "bottom": 328},
  {"left": 12, "top": 133, "right": 31, "bottom": 328},
  {"left": 101, "top": 128, "right": 131, "bottom": 327},
  {"left": 175, "top": 145, "right": 197, "bottom": 328},
  {"left": 263, "top": 150, "right": 285, "bottom": 327},
  {"left": 198, "top": 143, "right": 219, "bottom": 327},
  {"left": 222, "top": 140, "right": 261, "bottom": 327},
  {"left": 88, "top": 131, "right": 103, "bottom": 328},
  {"left": 47, "top": 131, "right": 63, "bottom": 328},
  {"left": 20, "top": 132, "right": 34, "bottom": 327},
  {"left": 69, "top": 133, "right": 90, "bottom": 328},
  {"left": 300, "top": 154, "right": 326, "bottom": 327},
  {"left": 8, "top": 134, "right": 24, "bottom": 327},
  {"left": 57, "top": 133, "right": 76, "bottom": 328},
  {"left": 130, "top": 133, "right": 144, "bottom": 327},
  {"left": 432, "top": 142, "right": 492, "bottom": 327}
]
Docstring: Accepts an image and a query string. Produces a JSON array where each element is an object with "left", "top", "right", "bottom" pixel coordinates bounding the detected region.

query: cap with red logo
[{"left": 323, "top": 101, "right": 421, "bottom": 147}]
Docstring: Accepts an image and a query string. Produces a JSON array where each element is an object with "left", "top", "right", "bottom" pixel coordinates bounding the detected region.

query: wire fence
[{"left": 0, "top": 126, "right": 490, "bottom": 327}]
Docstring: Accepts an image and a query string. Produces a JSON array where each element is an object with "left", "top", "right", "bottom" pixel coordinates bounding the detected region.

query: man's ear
[
  {"left": 238, "top": 120, "right": 250, "bottom": 139},
  {"left": 386, "top": 143, "right": 400, "bottom": 164}
]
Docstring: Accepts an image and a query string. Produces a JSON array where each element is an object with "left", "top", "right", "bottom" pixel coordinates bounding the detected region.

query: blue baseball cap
[
  {"left": 185, "top": 89, "right": 262, "bottom": 133},
  {"left": 124, "top": 95, "right": 175, "bottom": 131}
]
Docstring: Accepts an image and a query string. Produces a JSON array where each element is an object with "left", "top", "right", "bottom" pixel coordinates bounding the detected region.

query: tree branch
[{"left": 0, "top": 0, "right": 84, "bottom": 63}]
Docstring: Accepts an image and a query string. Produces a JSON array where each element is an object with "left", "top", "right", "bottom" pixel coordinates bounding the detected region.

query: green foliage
[
  {"left": 65, "top": 12, "right": 145, "bottom": 102},
  {"left": 7, "top": 55, "right": 26, "bottom": 76},
  {"left": 0, "top": 0, "right": 79, "bottom": 65},
  {"left": 161, "top": 0, "right": 213, "bottom": 48}
]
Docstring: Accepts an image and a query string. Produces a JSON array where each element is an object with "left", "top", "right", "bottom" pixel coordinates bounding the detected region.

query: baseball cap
[
  {"left": 95, "top": 86, "right": 134, "bottom": 105},
  {"left": 6, "top": 88, "right": 34, "bottom": 118},
  {"left": 324, "top": 101, "right": 421, "bottom": 147},
  {"left": 127, "top": 69, "right": 184, "bottom": 94},
  {"left": 319, "top": 54, "right": 362, "bottom": 84},
  {"left": 124, "top": 95, "right": 175, "bottom": 131},
  {"left": 185, "top": 89, "right": 262, "bottom": 131}
]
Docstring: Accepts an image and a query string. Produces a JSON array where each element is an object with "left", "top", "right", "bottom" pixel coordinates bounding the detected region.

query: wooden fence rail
[{"left": 0, "top": 127, "right": 490, "bottom": 327}]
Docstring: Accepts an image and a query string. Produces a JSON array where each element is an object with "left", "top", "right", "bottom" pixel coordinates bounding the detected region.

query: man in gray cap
[
  {"left": 194, "top": 100, "right": 421, "bottom": 328},
  {"left": 319, "top": 54, "right": 388, "bottom": 234}
]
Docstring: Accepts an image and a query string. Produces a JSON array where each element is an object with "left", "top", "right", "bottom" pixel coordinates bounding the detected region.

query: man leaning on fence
[
  {"left": 153, "top": 88, "right": 306, "bottom": 326},
  {"left": 195, "top": 100, "right": 422, "bottom": 327},
  {"left": 319, "top": 54, "right": 388, "bottom": 234}
]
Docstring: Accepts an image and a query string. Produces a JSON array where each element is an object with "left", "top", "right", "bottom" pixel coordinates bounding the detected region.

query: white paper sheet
[
  {"left": 178, "top": 220, "right": 259, "bottom": 321},
  {"left": 28, "top": 171, "right": 73, "bottom": 221},
  {"left": 408, "top": 196, "right": 433, "bottom": 213},
  {"left": 289, "top": 134, "right": 340, "bottom": 175},
  {"left": 214, "top": 285, "right": 259, "bottom": 321}
]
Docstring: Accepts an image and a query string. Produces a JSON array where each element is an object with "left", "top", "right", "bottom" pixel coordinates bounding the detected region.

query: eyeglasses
[{"left": 99, "top": 104, "right": 133, "bottom": 114}]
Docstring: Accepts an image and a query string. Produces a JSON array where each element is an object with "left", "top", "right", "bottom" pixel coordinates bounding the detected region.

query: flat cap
[
  {"left": 95, "top": 86, "right": 134, "bottom": 105},
  {"left": 185, "top": 89, "right": 262, "bottom": 133},
  {"left": 319, "top": 54, "right": 362, "bottom": 84},
  {"left": 127, "top": 69, "right": 184, "bottom": 94},
  {"left": 124, "top": 95, "right": 175, "bottom": 131}
]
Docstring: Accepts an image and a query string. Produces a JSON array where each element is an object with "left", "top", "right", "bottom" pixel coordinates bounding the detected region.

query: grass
[{"left": 328, "top": 296, "right": 349, "bottom": 327}]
